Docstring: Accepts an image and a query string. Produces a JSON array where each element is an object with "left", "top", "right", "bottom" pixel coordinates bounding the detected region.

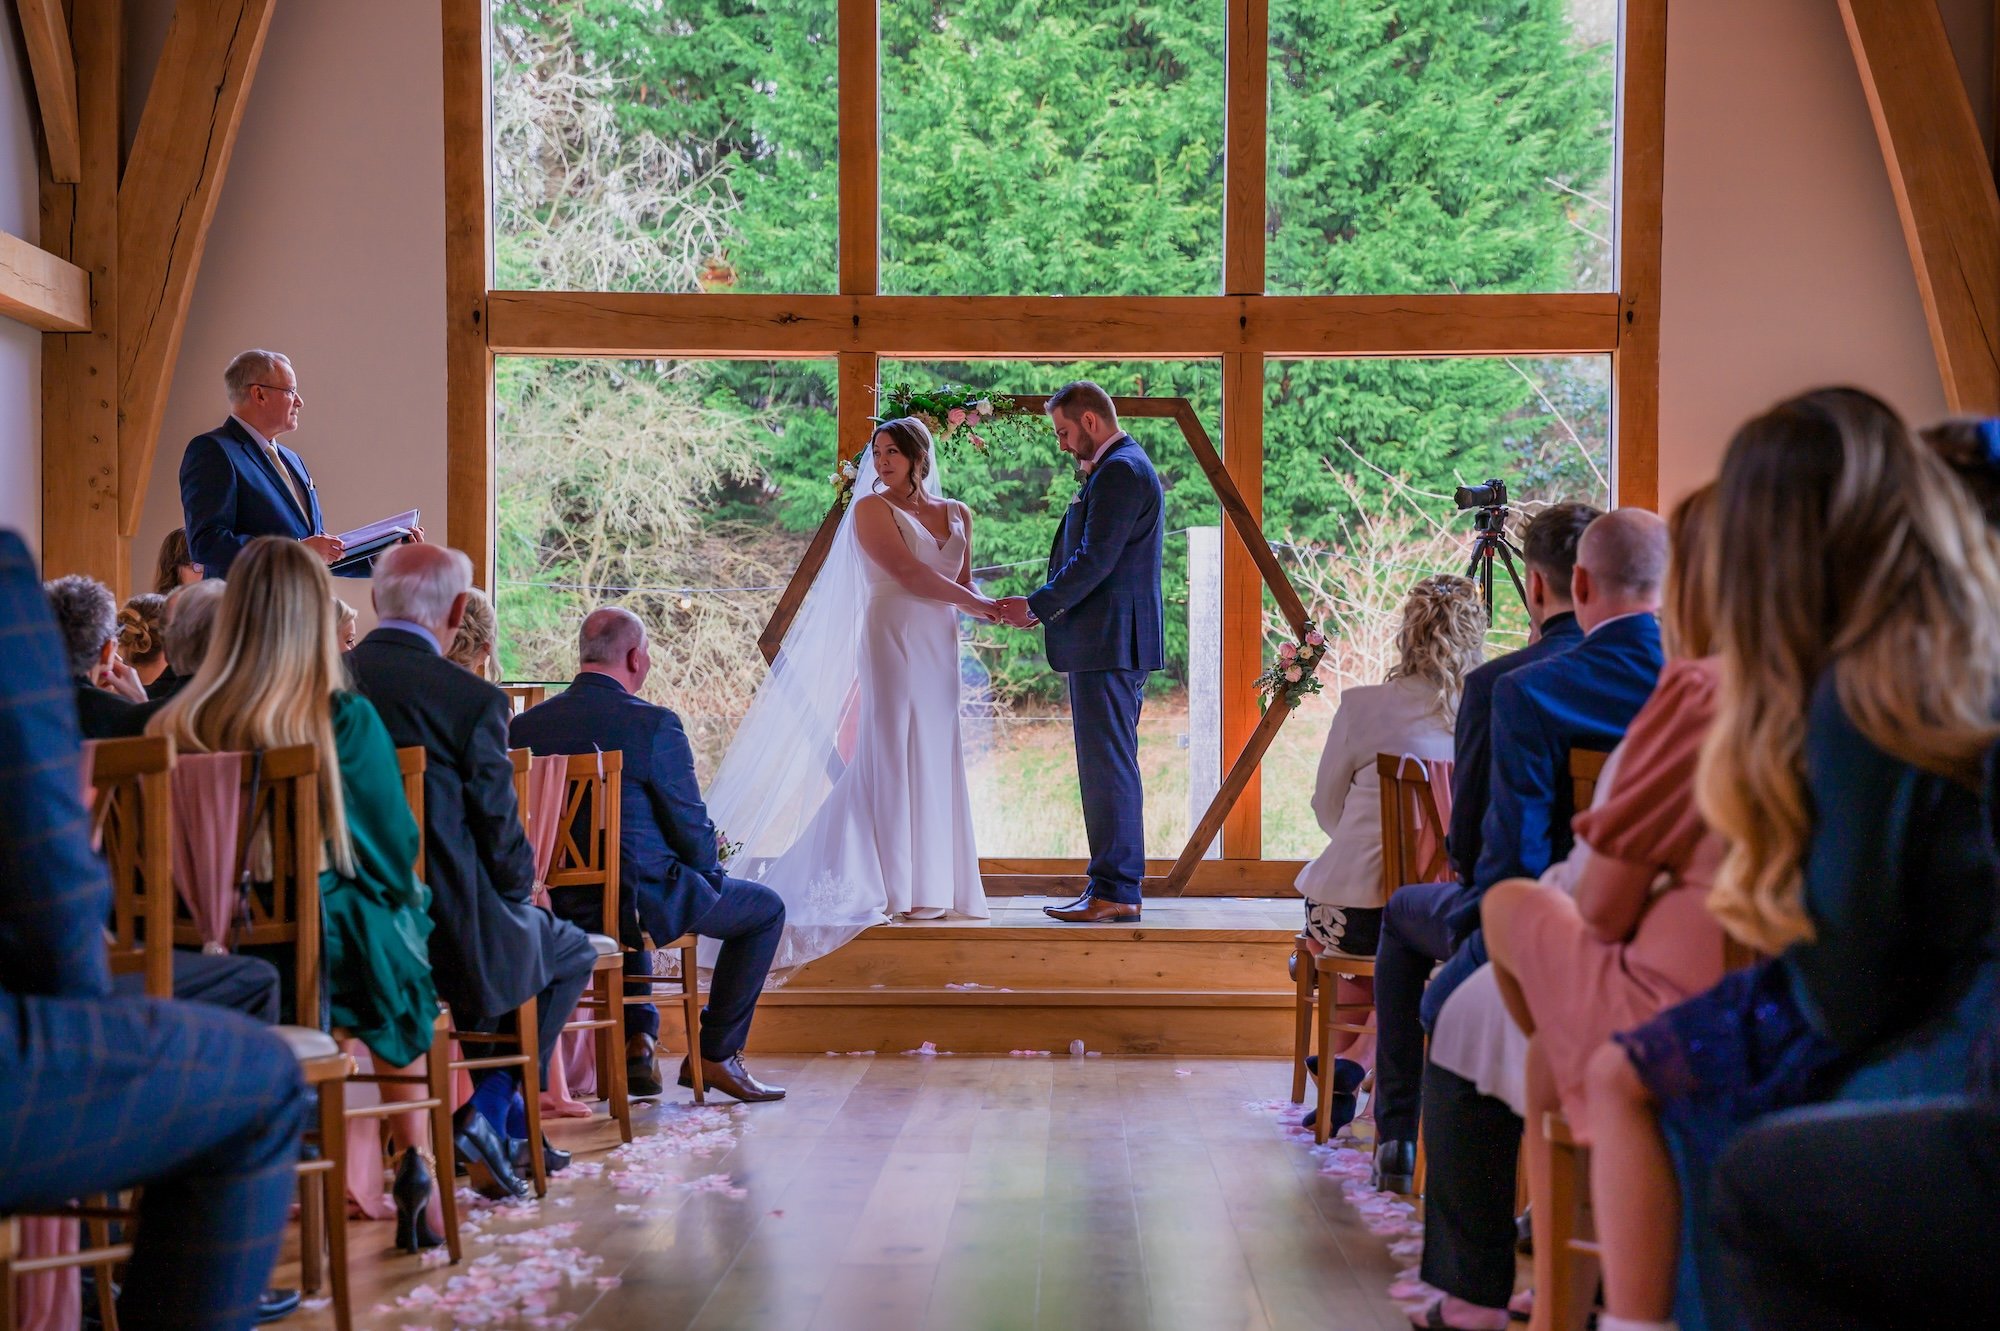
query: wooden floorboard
[{"left": 283, "top": 1056, "right": 1405, "bottom": 1331}]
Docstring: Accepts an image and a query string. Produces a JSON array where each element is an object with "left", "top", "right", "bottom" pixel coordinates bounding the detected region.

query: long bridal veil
[{"left": 698, "top": 446, "right": 948, "bottom": 974}]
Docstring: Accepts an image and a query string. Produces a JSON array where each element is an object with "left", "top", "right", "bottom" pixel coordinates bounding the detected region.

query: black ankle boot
[
  {"left": 452, "top": 1102, "right": 530, "bottom": 1200},
  {"left": 392, "top": 1147, "right": 445, "bottom": 1252}
]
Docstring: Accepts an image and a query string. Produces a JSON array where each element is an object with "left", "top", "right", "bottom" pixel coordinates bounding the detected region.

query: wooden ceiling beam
[
  {"left": 1840, "top": 0, "right": 2000, "bottom": 412},
  {"left": 116, "top": 0, "right": 278, "bottom": 537},
  {"left": 0, "top": 229, "right": 88, "bottom": 331},
  {"left": 484, "top": 291, "right": 1622, "bottom": 360},
  {"left": 17, "top": 0, "right": 82, "bottom": 184}
]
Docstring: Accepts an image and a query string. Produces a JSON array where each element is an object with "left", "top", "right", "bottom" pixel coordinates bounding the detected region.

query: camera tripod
[{"left": 1464, "top": 511, "right": 1528, "bottom": 619}]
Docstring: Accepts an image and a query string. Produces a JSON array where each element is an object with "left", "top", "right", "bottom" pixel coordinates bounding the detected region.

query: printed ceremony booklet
[{"left": 328, "top": 509, "right": 420, "bottom": 574}]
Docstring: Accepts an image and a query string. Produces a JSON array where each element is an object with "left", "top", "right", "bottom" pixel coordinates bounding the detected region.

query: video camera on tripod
[{"left": 1454, "top": 478, "right": 1526, "bottom": 617}]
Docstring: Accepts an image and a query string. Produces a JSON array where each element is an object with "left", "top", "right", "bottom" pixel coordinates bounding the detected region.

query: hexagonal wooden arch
[{"left": 756, "top": 392, "right": 1312, "bottom": 896}]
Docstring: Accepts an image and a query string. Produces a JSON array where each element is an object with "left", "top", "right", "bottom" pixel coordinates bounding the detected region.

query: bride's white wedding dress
[{"left": 703, "top": 455, "right": 988, "bottom": 975}]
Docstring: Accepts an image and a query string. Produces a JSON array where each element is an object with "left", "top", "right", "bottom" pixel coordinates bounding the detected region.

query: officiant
[{"left": 179, "top": 348, "right": 421, "bottom": 578}]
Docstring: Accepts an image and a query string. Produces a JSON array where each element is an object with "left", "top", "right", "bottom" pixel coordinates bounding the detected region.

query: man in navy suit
[
  {"left": 0, "top": 528, "right": 308, "bottom": 1330},
  {"left": 1373, "top": 509, "right": 1666, "bottom": 1191},
  {"left": 510, "top": 608, "right": 788, "bottom": 1104},
  {"left": 996, "top": 382, "right": 1165, "bottom": 923},
  {"left": 179, "top": 349, "right": 382, "bottom": 578}
]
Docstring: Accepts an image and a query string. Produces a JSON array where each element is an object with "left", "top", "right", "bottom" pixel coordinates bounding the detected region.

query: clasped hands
[{"left": 970, "top": 596, "right": 1037, "bottom": 629}]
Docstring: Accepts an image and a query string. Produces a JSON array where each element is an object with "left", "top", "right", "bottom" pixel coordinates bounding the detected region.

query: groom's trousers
[{"left": 1069, "top": 668, "right": 1148, "bottom": 905}]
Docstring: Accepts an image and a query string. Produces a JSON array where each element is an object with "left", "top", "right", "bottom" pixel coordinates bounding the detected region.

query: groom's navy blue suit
[{"left": 1027, "top": 434, "right": 1165, "bottom": 906}]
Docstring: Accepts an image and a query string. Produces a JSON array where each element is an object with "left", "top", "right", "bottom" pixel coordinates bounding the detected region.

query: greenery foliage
[{"left": 490, "top": 0, "right": 1615, "bottom": 718}]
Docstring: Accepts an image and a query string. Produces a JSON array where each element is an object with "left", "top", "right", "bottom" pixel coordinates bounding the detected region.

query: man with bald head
[
  {"left": 347, "top": 542, "right": 597, "bottom": 1192},
  {"left": 511, "top": 607, "right": 787, "bottom": 1104}
]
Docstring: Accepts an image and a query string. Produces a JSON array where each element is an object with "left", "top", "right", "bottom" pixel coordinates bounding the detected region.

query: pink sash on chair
[
  {"left": 168, "top": 752, "right": 247, "bottom": 952},
  {"left": 526, "top": 754, "right": 597, "bottom": 1115},
  {"left": 1394, "top": 754, "right": 1456, "bottom": 883},
  {"left": 18, "top": 1218, "right": 80, "bottom": 1331}
]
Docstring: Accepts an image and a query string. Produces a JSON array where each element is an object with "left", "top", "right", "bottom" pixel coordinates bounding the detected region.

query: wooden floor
[{"left": 289, "top": 1055, "right": 1407, "bottom": 1331}]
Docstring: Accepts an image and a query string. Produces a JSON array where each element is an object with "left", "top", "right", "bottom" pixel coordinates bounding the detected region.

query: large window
[{"left": 456, "top": 0, "right": 1663, "bottom": 887}]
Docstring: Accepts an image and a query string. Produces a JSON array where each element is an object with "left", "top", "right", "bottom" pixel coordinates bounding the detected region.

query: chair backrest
[
  {"left": 544, "top": 750, "right": 624, "bottom": 942},
  {"left": 88, "top": 735, "right": 176, "bottom": 999},
  {"left": 1376, "top": 753, "right": 1456, "bottom": 899},
  {"left": 499, "top": 684, "right": 546, "bottom": 716},
  {"left": 171, "top": 744, "right": 323, "bottom": 1028},
  {"left": 508, "top": 746, "right": 531, "bottom": 830},
  {"left": 1569, "top": 748, "right": 1611, "bottom": 817},
  {"left": 396, "top": 745, "right": 426, "bottom": 879}
]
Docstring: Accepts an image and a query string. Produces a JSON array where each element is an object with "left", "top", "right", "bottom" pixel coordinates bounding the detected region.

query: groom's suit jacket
[
  {"left": 510, "top": 672, "right": 724, "bottom": 946},
  {"left": 1027, "top": 434, "right": 1166, "bottom": 674}
]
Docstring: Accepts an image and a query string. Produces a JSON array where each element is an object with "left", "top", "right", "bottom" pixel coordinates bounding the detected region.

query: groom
[{"left": 997, "top": 382, "right": 1166, "bottom": 923}]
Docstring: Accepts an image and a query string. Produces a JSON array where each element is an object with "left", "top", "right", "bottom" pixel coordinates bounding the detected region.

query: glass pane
[
  {"left": 490, "top": 1, "right": 838, "bottom": 294},
  {"left": 879, "top": 2, "right": 1224, "bottom": 295},
  {"left": 1258, "top": 355, "right": 1612, "bottom": 858},
  {"left": 494, "top": 357, "right": 837, "bottom": 782},
  {"left": 882, "top": 360, "right": 1222, "bottom": 859},
  {"left": 1266, "top": 0, "right": 1616, "bottom": 295}
]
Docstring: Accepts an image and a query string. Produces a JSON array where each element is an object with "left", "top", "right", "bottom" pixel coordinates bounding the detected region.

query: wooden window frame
[{"left": 442, "top": 0, "right": 1667, "bottom": 886}]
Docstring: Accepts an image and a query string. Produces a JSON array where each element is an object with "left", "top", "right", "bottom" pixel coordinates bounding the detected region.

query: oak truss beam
[
  {"left": 1840, "top": 0, "right": 2000, "bottom": 412},
  {"left": 17, "top": 0, "right": 82, "bottom": 184},
  {"left": 117, "top": 0, "right": 279, "bottom": 537},
  {"left": 485, "top": 292, "right": 1622, "bottom": 361},
  {"left": 0, "top": 229, "right": 88, "bottom": 332}
]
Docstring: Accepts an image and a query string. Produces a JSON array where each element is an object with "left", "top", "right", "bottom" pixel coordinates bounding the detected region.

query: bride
[{"left": 703, "top": 416, "right": 994, "bottom": 973}]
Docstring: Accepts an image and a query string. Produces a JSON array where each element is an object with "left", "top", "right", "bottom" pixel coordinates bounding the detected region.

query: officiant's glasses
[{"left": 1455, "top": 478, "right": 1526, "bottom": 618}]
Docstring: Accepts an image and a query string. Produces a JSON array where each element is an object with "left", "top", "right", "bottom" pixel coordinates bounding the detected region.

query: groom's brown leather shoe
[
  {"left": 1043, "top": 894, "right": 1141, "bottom": 923},
  {"left": 679, "top": 1054, "right": 786, "bottom": 1103}
]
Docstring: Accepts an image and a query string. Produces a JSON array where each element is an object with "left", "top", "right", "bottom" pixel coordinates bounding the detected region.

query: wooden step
[{"left": 782, "top": 934, "right": 1291, "bottom": 992}]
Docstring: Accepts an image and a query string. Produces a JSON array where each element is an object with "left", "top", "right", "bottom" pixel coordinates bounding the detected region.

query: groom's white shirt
[{"left": 1081, "top": 431, "right": 1129, "bottom": 474}]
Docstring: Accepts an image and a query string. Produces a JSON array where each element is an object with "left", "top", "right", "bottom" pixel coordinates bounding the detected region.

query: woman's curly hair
[
  {"left": 1387, "top": 573, "right": 1487, "bottom": 724},
  {"left": 118, "top": 593, "right": 169, "bottom": 668}
]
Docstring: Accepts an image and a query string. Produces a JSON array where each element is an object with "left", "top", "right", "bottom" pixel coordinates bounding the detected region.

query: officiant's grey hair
[
  {"left": 223, "top": 350, "right": 293, "bottom": 404},
  {"left": 374, "top": 543, "right": 474, "bottom": 626}
]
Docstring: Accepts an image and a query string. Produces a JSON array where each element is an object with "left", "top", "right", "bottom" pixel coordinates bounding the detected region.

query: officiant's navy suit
[
  {"left": 1027, "top": 433, "right": 1166, "bottom": 906},
  {"left": 180, "top": 416, "right": 360, "bottom": 578}
]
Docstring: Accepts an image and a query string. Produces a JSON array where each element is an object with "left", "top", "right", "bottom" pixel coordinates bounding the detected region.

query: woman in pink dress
[{"left": 1481, "top": 485, "right": 1731, "bottom": 1322}]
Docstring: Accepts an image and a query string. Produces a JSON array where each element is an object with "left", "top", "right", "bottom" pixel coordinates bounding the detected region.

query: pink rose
[
  {"left": 948, "top": 407, "right": 968, "bottom": 427},
  {"left": 1284, "top": 666, "right": 1303, "bottom": 682},
  {"left": 1278, "top": 642, "right": 1297, "bottom": 661},
  {"left": 1306, "top": 630, "right": 1326, "bottom": 646}
]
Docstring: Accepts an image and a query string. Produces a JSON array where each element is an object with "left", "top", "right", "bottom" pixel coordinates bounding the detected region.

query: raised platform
[{"left": 739, "top": 897, "right": 1300, "bottom": 1057}]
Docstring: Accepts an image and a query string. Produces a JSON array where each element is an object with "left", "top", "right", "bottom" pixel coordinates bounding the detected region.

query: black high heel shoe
[
  {"left": 452, "top": 1103, "right": 530, "bottom": 1200},
  {"left": 392, "top": 1146, "right": 445, "bottom": 1252}
]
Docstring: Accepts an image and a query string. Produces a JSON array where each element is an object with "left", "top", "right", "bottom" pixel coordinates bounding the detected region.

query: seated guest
[
  {"left": 148, "top": 537, "right": 468, "bottom": 1226},
  {"left": 118, "top": 593, "right": 170, "bottom": 691},
  {"left": 1366, "top": 502, "right": 1599, "bottom": 1192},
  {"left": 1293, "top": 573, "right": 1484, "bottom": 1127},
  {"left": 44, "top": 573, "right": 149, "bottom": 738},
  {"left": 138, "top": 579, "right": 227, "bottom": 712},
  {"left": 1404, "top": 489, "right": 1726, "bottom": 1330},
  {"left": 0, "top": 526, "right": 309, "bottom": 1330},
  {"left": 512, "top": 608, "right": 788, "bottom": 1104},
  {"left": 347, "top": 544, "right": 596, "bottom": 1180},
  {"left": 1587, "top": 388, "right": 2000, "bottom": 1331},
  {"left": 334, "top": 597, "right": 359, "bottom": 652},
  {"left": 446, "top": 586, "right": 501, "bottom": 681},
  {"left": 152, "top": 524, "right": 202, "bottom": 594}
]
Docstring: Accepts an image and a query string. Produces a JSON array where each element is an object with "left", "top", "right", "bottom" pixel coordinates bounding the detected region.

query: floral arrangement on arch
[
  {"left": 1255, "top": 620, "right": 1330, "bottom": 709},
  {"left": 873, "top": 383, "right": 1045, "bottom": 455}
]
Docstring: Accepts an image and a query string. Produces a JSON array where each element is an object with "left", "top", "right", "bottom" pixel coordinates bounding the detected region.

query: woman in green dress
[{"left": 149, "top": 536, "right": 444, "bottom": 1235}]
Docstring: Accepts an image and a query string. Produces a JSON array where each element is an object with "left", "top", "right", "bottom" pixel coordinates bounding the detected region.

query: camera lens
[{"left": 1453, "top": 479, "right": 1506, "bottom": 509}]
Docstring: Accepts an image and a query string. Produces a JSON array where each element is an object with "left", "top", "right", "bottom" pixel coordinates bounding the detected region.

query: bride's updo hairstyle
[
  {"left": 1386, "top": 573, "right": 1485, "bottom": 724},
  {"left": 1698, "top": 387, "right": 2000, "bottom": 953},
  {"left": 871, "top": 417, "right": 935, "bottom": 494}
]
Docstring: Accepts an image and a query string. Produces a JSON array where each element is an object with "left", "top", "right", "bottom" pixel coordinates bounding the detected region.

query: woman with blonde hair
[
  {"left": 1583, "top": 388, "right": 2000, "bottom": 1331},
  {"left": 147, "top": 536, "right": 459, "bottom": 1247},
  {"left": 446, "top": 587, "right": 501, "bottom": 681},
  {"left": 1291, "top": 573, "right": 1484, "bottom": 1128}
]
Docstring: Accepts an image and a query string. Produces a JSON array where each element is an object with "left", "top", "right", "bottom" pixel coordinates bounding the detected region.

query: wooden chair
[
  {"left": 498, "top": 684, "right": 547, "bottom": 716},
  {"left": 1288, "top": 930, "right": 1317, "bottom": 1104},
  {"left": 0, "top": 740, "right": 179, "bottom": 1331},
  {"left": 508, "top": 750, "right": 636, "bottom": 1138},
  {"left": 396, "top": 747, "right": 548, "bottom": 1198},
  {"left": 1533, "top": 747, "right": 1745, "bottom": 1331},
  {"left": 1310, "top": 754, "right": 1454, "bottom": 1151},
  {"left": 536, "top": 749, "right": 706, "bottom": 1112},
  {"left": 172, "top": 745, "right": 357, "bottom": 1331}
]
